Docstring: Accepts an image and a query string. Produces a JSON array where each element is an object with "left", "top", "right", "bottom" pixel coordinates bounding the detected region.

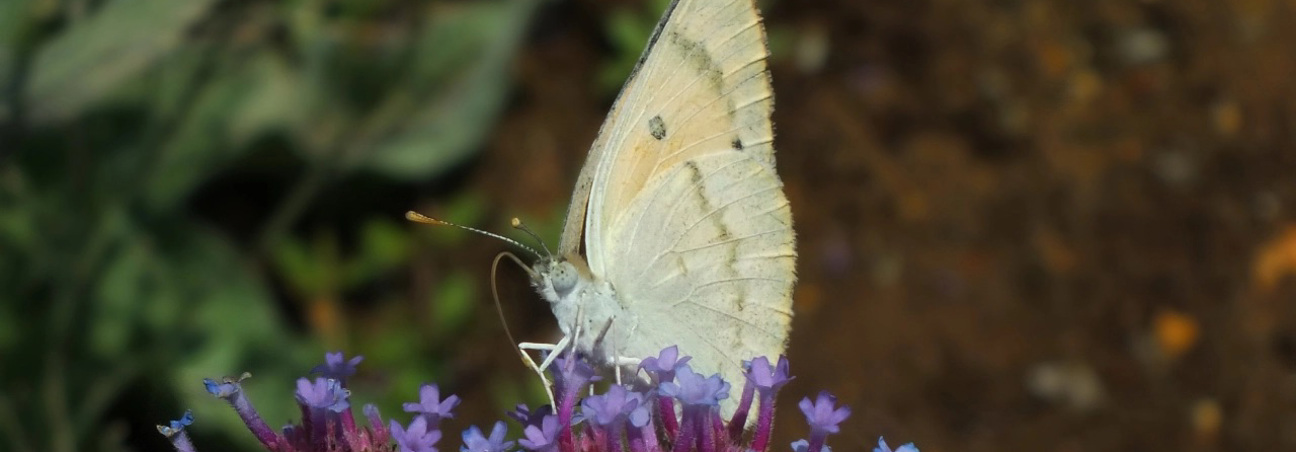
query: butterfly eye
[{"left": 551, "top": 261, "right": 579, "bottom": 298}]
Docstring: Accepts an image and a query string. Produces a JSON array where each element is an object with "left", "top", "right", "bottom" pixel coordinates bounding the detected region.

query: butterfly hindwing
[{"left": 605, "top": 150, "right": 795, "bottom": 378}]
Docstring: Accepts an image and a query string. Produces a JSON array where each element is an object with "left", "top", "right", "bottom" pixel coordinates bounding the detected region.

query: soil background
[{"left": 450, "top": 0, "right": 1296, "bottom": 450}]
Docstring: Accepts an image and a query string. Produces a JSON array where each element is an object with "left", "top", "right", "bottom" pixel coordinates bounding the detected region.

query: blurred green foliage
[
  {"left": 0, "top": 0, "right": 540, "bottom": 450},
  {"left": 597, "top": 0, "right": 671, "bottom": 94}
]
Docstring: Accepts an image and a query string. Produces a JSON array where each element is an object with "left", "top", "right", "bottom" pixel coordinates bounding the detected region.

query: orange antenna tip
[{"left": 405, "top": 211, "right": 440, "bottom": 224}]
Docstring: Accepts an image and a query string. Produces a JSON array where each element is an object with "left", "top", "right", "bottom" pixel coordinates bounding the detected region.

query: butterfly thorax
[{"left": 532, "top": 254, "right": 635, "bottom": 368}]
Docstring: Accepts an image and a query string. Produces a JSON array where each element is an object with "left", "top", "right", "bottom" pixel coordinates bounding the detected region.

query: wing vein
[
  {"left": 675, "top": 228, "right": 787, "bottom": 253},
  {"left": 669, "top": 298, "right": 784, "bottom": 339},
  {"left": 621, "top": 155, "right": 751, "bottom": 253},
  {"left": 638, "top": 184, "right": 781, "bottom": 274}
]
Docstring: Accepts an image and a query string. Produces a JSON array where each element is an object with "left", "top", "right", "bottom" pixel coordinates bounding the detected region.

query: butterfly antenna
[
  {"left": 510, "top": 217, "right": 554, "bottom": 259},
  {"left": 406, "top": 211, "right": 543, "bottom": 260},
  {"left": 491, "top": 251, "right": 537, "bottom": 363}
]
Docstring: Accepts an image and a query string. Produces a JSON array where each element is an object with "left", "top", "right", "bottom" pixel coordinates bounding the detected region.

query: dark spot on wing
[
  {"left": 683, "top": 160, "right": 738, "bottom": 276},
  {"left": 649, "top": 115, "right": 667, "bottom": 140},
  {"left": 731, "top": 137, "right": 744, "bottom": 150},
  {"left": 684, "top": 161, "right": 706, "bottom": 199},
  {"left": 665, "top": 31, "right": 726, "bottom": 97}
]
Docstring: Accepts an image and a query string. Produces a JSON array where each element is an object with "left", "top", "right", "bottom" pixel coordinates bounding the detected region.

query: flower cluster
[{"left": 158, "top": 347, "right": 918, "bottom": 452}]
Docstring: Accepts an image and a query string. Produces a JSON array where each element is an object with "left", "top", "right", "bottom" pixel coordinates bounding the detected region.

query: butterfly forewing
[{"left": 560, "top": 0, "right": 778, "bottom": 270}]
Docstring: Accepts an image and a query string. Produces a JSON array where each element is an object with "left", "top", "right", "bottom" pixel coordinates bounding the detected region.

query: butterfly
[{"left": 521, "top": 0, "right": 796, "bottom": 420}]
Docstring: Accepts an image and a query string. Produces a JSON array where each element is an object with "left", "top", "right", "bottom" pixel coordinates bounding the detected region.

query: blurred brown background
[
  {"left": 483, "top": 0, "right": 1296, "bottom": 450},
  {"left": 4, "top": 0, "right": 1296, "bottom": 451}
]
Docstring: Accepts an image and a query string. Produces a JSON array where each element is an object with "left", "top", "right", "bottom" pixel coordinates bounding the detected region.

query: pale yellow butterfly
[{"left": 520, "top": 0, "right": 795, "bottom": 421}]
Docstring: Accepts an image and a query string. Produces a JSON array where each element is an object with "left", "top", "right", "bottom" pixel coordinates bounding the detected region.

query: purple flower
[
  {"left": 791, "top": 439, "right": 828, "bottom": 452},
  {"left": 311, "top": 351, "right": 364, "bottom": 380},
  {"left": 202, "top": 373, "right": 247, "bottom": 400},
  {"left": 365, "top": 404, "right": 386, "bottom": 431},
  {"left": 158, "top": 410, "right": 194, "bottom": 436},
  {"left": 202, "top": 374, "right": 279, "bottom": 448},
  {"left": 799, "top": 391, "right": 850, "bottom": 435},
  {"left": 746, "top": 355, "right": 793, "bottom": 393},
  {"left": 461, "top": 421, "right": 513, "bottom": 452},
  {"left": 798, "top": 391, "right": 852, "bottom": 452},
  {"left": 518, "top": 415, "right": 560, "bottom": 452},
  {"left": 658, "top": 365, "right": 729, "bottom": 407},
  {"left": 639, "top": 345, "right": 691, "bottom": 384},
  {"left": 733, "top": 356, "right": 793, "bottom": 446},
  {"left": 295, "top": 377, "right": 350, "bottom": 413},
  {"left": 507, "top": 404, "right": 552, "bottom": 430},
  {"left": 404, "top": 384, "right": 460, "bottom": 424},
  {"left": 581, "top": 385, "right": 649, "bottom": 427},
  {"left": 873, "top": 437, "right": 920, "bottom": 452},
  {"left": 551, "top": 352, "right": 600, "bottom": 396},
  {"left": 391, "top": 416, "right": 441, "bottom": 452},
  {"left": 550, "top": 351, "right": 601, "bottom": 441},
  {"left": 156, "top": 411, "right": 196, "bottom": 452}
]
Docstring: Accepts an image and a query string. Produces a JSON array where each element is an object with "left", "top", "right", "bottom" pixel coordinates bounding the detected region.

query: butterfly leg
[
  {"left": 605, "top": 319, "right": 642, "bottom": 385},
  {"left": 614, "top": 356, "right": 642, "bottom": 385},
  {"left": 518, "top": 334, "right": 570, "bottom": 409},
  {"left": 517, "top": 305, "right": 585, "bottom": 409}
]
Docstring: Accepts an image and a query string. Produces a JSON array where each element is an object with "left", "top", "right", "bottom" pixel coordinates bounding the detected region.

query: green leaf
[
  {"left": 144, "top": 51, "right": 308, "bottom": 211},
  {"left": 90, "top": 233, "right": 150, "bottom": 357},
  {"left": 597, "top": 0, "right": 671, "bottom": 94},
  {"left": 343, "top": 218, "right": 411, "bottom": 289},
  {"left": 431, "top": 270, "right": 476, "bottom": 338},
  {"left": 24, "top": 0, "right": 217, "bottom": 123},
  {"left": 0, "top": 0, "right": 42, "bottom": 120},
  {"left": 227, "top": 53, "right": 312, "bottom": 143},
  {"left": 354, "top": 0, "right": 541, "bottom": 180},
  {"left": 0, "top": 298, "right": 17, "bottom": 350},
  {"left": 272, "top": 234, "right": 327, "bottom": 299}
]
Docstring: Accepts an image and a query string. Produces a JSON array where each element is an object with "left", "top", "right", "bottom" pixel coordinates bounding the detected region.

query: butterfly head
[
  {"left": 532, "top": 254, "right": 588, "bottom": 303},
  {"left": 531, "top": 255, "right": 578, "bottom": 300}
]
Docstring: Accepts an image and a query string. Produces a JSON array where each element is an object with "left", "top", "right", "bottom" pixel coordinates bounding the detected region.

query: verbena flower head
[
  {"left": 461, "top": 421, "right": 513, "bottom": 452},
  {"left": 551, "top": 352, "right": 600, "bottom": 398},
  {"left": 161, "top": 348, "right": 918, "bottom": 452},
  {"left": 799, "top": 391, "right": 850, "bottom": 435},
  {"left": 639, "top": 345, "right": 690, "bottom": 384},
  {"left": 406, "top": 383, "right": 461, "bottom": 425},
  {"left": 295, "top": 377, "right": 350, "bottom": 413},
  {"left": 312, "top": 352, "right": 364, "bottom": 380},
  {"left": 658, "top": 364, "right": 729, "bottom": 407},
  {"left": 518, "top": 414, "right": 561, "bottom": 452},
  {"left": 746, "top": 356, "right": 793, "bottom": 394},
  {"left": 392, "top": 416, "right": 441, "bottom": 452},
  {"left": 795, "top": 391, "right": 853, "bottom": 452},
  {"left": 581, "top": 384, "right": 648, "bottom": 427}
]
